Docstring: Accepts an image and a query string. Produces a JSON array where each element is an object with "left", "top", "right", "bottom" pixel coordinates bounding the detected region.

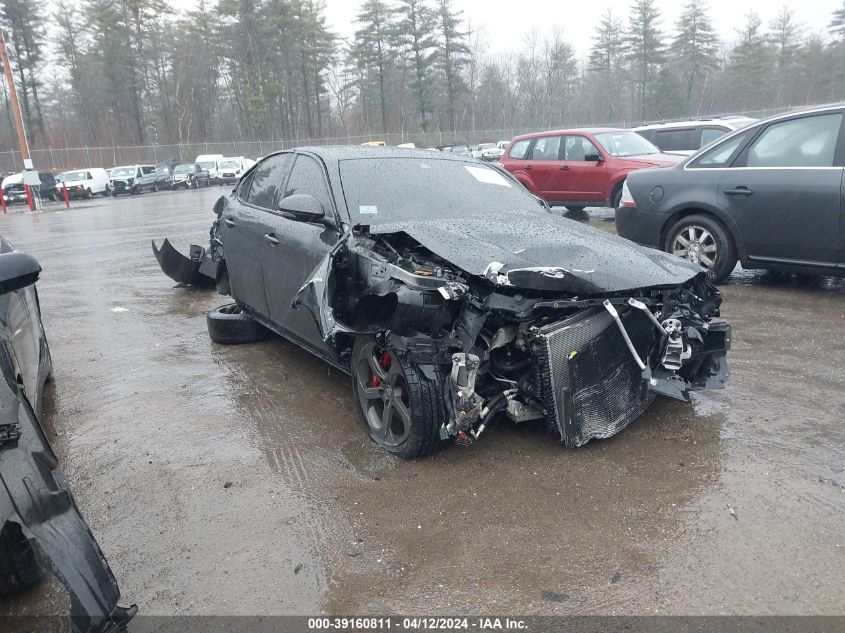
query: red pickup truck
[{"left": 499, "top": 128, "right": 681, "bottom": 211}]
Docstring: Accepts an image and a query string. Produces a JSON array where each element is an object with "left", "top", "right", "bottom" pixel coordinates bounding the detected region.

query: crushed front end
[{"left": 301, "top": 227, "right": 730, "bottom": 448}]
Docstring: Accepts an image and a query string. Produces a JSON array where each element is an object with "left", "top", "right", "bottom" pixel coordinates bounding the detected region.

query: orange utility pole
[{"left": 0, "top": 29, "right": 31, "bottom": 165}]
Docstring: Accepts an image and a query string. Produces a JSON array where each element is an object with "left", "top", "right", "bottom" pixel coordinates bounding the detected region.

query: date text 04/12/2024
[{"left": 307, "top": 618, "right": 528, "bottom": 630}]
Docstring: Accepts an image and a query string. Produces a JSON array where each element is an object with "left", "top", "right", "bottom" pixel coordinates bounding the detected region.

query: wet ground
[{"left": 0, "top": 192, "right": 842, "bottom": 618}]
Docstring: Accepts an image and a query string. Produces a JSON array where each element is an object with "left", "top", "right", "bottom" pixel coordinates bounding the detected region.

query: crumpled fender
[
  {"left": 0, "top": 388, "right": 136, "bottom": 633},
  {"left": 151, "top": 239, "right": 215, "bottom": 288}
]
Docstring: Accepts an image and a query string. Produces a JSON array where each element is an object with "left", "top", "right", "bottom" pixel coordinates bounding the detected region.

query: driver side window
[
  {"left": 282, "top": 155, "right": 333, "bottom": 213},
  {"left": 245, "top": 153, "right": 292, "bottom": 209}
]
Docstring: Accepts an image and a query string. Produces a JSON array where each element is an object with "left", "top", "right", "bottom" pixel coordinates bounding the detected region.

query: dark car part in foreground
[
  {"left": 0, "top": 238, "right": 136, "bottom": 632},
  {"left": 617, "top": 104, "right": 845, "bottom": 282},
  {"left": 154, "top": 147, "right": 730, "bottom": 458}
]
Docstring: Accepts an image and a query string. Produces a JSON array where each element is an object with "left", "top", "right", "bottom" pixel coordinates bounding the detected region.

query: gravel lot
[{"left": 0, "top": 190, "right": 842, "bottom": 618}]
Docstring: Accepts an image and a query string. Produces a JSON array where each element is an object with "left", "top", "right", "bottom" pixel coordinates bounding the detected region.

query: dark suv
[{"left": 617, "top": 105, "right": 845, "bottom": 281}]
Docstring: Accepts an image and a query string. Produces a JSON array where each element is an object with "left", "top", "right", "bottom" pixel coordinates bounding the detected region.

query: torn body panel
[
  {"left": 0, "top": 370, "right": 136, "bottom": 633},
  {"left": 151, "top": 239, "right": 215, "bottom": 288}
]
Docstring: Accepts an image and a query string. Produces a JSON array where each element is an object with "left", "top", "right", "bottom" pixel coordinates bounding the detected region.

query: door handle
[
  {"left": 724, "top": 187, "right": 753, "bottom": 197},
  {"left": 524, "top": 165, "right": 533, "bottom": 171},
  {"left": 224, "top": 218, "right": 236, "bottom": 227},
  {"left": 264, "top": 234, "right": 279, "bottom": 246},
  {"left": 559, "top": 165, "right": 570, "bottom": 171}
]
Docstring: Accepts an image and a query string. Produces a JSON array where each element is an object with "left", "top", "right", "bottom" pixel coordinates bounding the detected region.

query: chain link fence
[{"left": 0, "top": 104, "right": 803, "bottom": 174}]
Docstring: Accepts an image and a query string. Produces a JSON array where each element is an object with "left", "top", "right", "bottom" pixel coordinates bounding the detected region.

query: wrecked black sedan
[
  {"left": 154, "top": 147, "right": 730, "bottom": 458},
  {"left": 0, "top": 238, "right": 136, "bottom": 632}
]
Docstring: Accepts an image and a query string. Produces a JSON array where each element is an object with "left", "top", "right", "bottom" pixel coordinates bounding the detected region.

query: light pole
[{"left": 0, "top": 29, "right": 31, "bottom": 166}]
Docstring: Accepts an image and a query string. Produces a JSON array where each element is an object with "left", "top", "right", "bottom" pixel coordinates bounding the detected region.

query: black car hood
[{"left": 367, "top": 209, "right": 703, "bottom": 294}]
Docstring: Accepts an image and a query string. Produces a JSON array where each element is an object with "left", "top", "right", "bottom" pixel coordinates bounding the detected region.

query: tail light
[{"left": 619, "top": 181, "right": 636, "bottom": 208}]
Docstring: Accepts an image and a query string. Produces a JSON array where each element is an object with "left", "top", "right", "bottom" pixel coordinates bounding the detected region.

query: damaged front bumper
[
  {"left": 1, "top": 392, "right": 136, "bottom": 633},
  {"left": 151, "top": 239, "right": 216, "bottom": 288},
  {"left": 530, "top": 299, "right": 730, "bottom": 447}
]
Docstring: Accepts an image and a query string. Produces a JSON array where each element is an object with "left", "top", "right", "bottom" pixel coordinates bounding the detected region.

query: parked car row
[
  {"left": 617, "top": 104, "right": 845, "bottom": 281},
  {"left": 1, "top": 154, "right": 259, "bottom": 206},
  {"left": 496, "top": 105, "right": 845, "bottom": 284},
  {"left": 1, "top": 172, "right": 58, "bottom": 205}
]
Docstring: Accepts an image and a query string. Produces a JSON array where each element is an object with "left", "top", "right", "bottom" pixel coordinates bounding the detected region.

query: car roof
[
  {"left": 511, "top": 127, "right": 625, "bottom": 141},
  {"left": 287, "top": 145, "right": 477, "bottom": 163}
]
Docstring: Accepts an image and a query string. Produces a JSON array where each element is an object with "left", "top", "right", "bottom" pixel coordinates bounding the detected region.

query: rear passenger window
[
  {"left": 700, "top": 128, "right": 727, "bottom": 146},
  {"left": 282, "top": 155, "right": 332, "bottom": 212},
  {"left": 245, "top": 153, "right": 293, "bottom": 209},
  {"left": 654, "top": 128, "right": 696, "bottom": 152},
  {"left": 745, "top": 113, "right": 842, "bottom": 168},
  {"left": 529, "top": 136, "right": 563, "bottom": 160},
  {"left": 689, "top": 131, "right": 752, "bottom": 168},
  {"left": 508, "top": 140, "right": 530, "bottom": 160}
]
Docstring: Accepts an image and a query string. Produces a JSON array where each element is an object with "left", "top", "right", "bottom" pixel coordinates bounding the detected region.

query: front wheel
[
  {"left": 664, "top": 214, "right": 737, "bottom": 282},
  {"left": 351, "top": 338, "right": 444, "bottom": 459}
]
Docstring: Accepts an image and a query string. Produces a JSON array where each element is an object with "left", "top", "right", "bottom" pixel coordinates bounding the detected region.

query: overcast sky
[{"left": 315, "top": 0, "right": 840, "bottom": 57}]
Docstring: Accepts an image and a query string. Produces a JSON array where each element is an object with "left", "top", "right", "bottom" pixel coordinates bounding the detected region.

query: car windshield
[
  {"left": 594, "top": 131, "right": 660, "bottom": 157},
  {"left": 174, "top": 165, "right": 194, "bottom": 173},
  {"left": 197, "top": 162, "right": 216, "bottom": 169},
  {"left": 478, "top": 144, "right": 496, "bottom": 150},
  {"left": 219, "top": 161, "right": 238, "bottom": 169},
  {"left": 110, "top": 167, "right": 134, "bottom": 178},
  {"left": 57, "top": 170, "right": 87, "bottom": 182},
  {"left": 339, "top": 157, "right": 540, "bottom": 224}
]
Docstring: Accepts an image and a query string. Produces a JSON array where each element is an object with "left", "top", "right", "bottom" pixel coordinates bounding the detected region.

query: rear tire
[
  {"left": 0, "top": 523, "right": 45, "bottom": 595},
  {"left": 565, "top": 206, "right": 585, "bottom": 213},
  {"left": 611, "top": 186, "right": 623, "bottom": 209},
  {"left": 351, "top": 337, "right": 445, "bottom": 459},
  {"left": 664, "top": 213, "right": 737, "bottom": 283},
  {"left": 206, "top": 303, "right": 273, "bottom": 345}
]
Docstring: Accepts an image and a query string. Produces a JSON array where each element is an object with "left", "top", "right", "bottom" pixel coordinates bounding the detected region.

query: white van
[
  {"left": 216, "top": 156, "right": 257, "bottom": 185},
  {"left": 109, "top": 165, "right": 155, "bottom": 196},
  {"left": 195, "top": 154, "right": 225, "bottom": 184},
  {"left": 55, "top": 168, "right": 111, "bottom": 198}
]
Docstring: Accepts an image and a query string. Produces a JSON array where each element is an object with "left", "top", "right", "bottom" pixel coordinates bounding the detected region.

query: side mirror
[
  {"left": 0, "top": 252, "right": 41, "bottom": 295},
  {"left": 584, "top": 152, "right": 605, "bottom": 163},
  {"left": 278, "top": 194, "right": 325, "bottom": 221}
]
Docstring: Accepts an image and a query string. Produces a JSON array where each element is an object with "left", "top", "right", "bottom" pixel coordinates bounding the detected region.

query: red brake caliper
[{"left": 370, "top": 351, "right": 392, "bottom": 388}]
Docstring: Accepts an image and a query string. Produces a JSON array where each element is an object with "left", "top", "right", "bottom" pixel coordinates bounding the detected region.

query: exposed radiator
[{"left": 532, "top": 307, "right": 657, "bottom": 447}]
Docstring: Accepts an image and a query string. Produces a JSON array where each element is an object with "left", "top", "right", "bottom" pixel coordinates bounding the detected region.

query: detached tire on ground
[
  {"left": 664, "top": 213, "right": 737, "bottom": 283},
  {"left": 206, "top": 303, "right": 273, "bottom": 345},
  {"left": 351, "top": 337, "right": 445, "bottom": 459},
  {"left": 0, "top": 522, "right": 44, "bottom": 595}
]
